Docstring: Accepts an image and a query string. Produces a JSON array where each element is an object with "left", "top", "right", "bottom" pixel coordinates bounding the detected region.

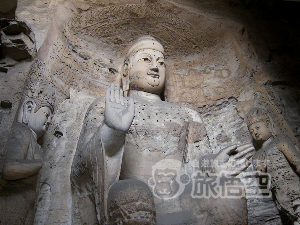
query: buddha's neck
[
  {"left": 262, "top": 136, "right": 273, "bottom": 148},
  {"left": 128, "top": 90, "right": 162, "bottom": 103}
]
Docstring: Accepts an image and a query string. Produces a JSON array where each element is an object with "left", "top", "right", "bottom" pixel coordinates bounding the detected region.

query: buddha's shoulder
[
  {"left": 11, "top": 122, "right": 32, "bottom": 136},
  {"left": 156, "top": 101, "right": 203, "bottom": 123}
]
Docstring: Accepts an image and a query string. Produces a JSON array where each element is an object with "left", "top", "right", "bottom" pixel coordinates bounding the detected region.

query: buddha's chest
[{"left": 126, "top": 101, "right": 188, "bottom": 154}]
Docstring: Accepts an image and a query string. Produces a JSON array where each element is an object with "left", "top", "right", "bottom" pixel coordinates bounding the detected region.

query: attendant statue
[
  {"left": 71, "top": 35, "right": 254, "bottom": 224},
  {"left": 1, "top": 82, "right": 55, "bottom": 224},
  {"left": 246, "top": 107, "right": 300, "bottom": 225}
]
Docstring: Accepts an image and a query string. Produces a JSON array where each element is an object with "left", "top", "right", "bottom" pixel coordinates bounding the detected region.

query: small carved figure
[
  {"left": 71, "top": 35, "right": 253, "bottom": 225},
  {"left": 1, "top": 82, "right": 55, "bottom": 224},
  {"left": 246, "top": 107, "right": 300, "bottom": 225}
]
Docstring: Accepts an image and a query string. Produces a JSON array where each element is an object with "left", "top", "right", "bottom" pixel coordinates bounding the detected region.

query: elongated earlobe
[
  {"left": 22, "top": 101, "right": 35, "bottom": 124},
  {"left": 122, "top": 63, "right": 130, "bottom": 97},
  {"left": 267, "top": 121, "right": 276, "bottom": 137},
  {"left": 270, "top": 122, "right": 276, "bottom": 137}
]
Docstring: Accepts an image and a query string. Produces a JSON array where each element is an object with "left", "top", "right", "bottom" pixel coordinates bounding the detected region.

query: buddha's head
[
  {"left": 246, "top": 108, "right": 275, "bottom": 144},
  {"left": 119, "top": 35, "right": 166, "bottom": 96},
  {"left": 19, "top": 82, "right": 55, "bottom": 138}
]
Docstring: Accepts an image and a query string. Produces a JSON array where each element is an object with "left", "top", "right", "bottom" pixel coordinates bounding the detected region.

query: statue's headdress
[
  {"left": 126, "top": 35, "right": 164, "bottom": 58},
  {"left": 25, "top": 82, "right": 56, "bottom": 113},
  {"left": 246, "top": 107, "right": 270, "bottom": 127}
]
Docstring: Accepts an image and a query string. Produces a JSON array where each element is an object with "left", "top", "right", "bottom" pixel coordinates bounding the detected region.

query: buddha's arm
[
  {"left": 101, "top": 123, "right": 127, "bottom": 157},
  {"left": 3, "top": 123, "right": 42, "bottom": 180},
  {"left": 185, "top": 110, "right": 253, "bottom": 176},
  {"left": 277, "top": 136, "right": 300, "bottom": 174},
  {"left": 102, "top": 83, "right": 134, "bottom": 157},
  {"left": 71, "top": 89, "right": 131, "bottom": 194},
  {"left": 3, "top": 159, "right": 42, "bottom": 180},
  {"left": 77, "top": 120, "right": 127, "bottom": 158},
  {"left": 71, "top": 83, "right": 134, "bottom": 184}
]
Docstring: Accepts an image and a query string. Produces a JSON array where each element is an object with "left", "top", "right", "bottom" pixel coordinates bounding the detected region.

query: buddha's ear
[
  {"left": 22, "top": 100, "right": 35, "bottom": 124},
  {"left": 267, "top": 120, "right": 276, "bottom": 137},
  {"left": 266, "top": 120, "right": 276, "bottom": 137},
  {"left": 270, "top": 121, "right": 276, "bottom": 137},
  {"left": 122, "top": 62, "right": 130, "bottom": 97}
]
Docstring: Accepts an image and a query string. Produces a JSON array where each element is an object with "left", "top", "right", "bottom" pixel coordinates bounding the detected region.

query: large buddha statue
[{"left": 71, "top": 35, "right": 254, "bottom": 224}]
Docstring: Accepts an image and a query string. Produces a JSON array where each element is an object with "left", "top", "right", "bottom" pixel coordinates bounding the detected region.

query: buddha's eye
[
  {"left": 142, "top": 57, "right": 150, "bottom": 62},
  {"left": 158, "top": 61, "right": 165, "bottom": 66}
]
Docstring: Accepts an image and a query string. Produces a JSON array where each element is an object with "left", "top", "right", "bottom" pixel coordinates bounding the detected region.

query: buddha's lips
[{"left": 147, "top": 73, "right": 160, "bottom": 78}]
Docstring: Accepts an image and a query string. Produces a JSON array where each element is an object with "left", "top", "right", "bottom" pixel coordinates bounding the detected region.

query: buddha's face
[
  {"left": 128, "top": 48, "right": 165, "bottom": 94},
  {"left": 249, "top": 121, "right": 272, "bottom": 142},
  {"left": 27, "top": 106, "right": 52, "bottom": 138}
]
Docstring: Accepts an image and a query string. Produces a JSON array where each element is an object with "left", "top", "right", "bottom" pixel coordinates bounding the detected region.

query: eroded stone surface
[
  {"left": 0, "top": 19, "right": 36, "bottom": 61},
  {"left": 1, "top": 0, "right": 300, "bottom": 224}
]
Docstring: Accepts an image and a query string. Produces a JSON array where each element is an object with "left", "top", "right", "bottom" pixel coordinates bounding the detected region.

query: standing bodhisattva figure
[
  {"left": 71, "top": 36, "right": 254, "bottom": 225},
  {"left": 1, "top": 82, "right": 55, "bottom": 224},
  {"left": 247, "top": 107, "right": 300, "bottom": 225}
]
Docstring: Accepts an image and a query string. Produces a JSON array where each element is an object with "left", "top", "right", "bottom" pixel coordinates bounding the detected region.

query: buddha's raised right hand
[{"left": 104, "top": 83, "right": 134, "bottom": 132}]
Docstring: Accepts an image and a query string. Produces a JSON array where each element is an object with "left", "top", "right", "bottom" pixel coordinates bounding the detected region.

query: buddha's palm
[{"left": 105, "top": 83, "right": 134, "bottom": 132}]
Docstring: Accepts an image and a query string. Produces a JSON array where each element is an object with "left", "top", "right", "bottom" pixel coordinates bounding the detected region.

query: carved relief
[
  {"left": 64, "top": 4, "right": 202, "bottom": 57},
  {"left": 107, "top": 179, "right": 156, "bottom": 225}
]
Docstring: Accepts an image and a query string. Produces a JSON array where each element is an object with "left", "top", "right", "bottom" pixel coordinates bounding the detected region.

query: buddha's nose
[{"left": 150, "top": 61, "right": 158, "bottom": 72}]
